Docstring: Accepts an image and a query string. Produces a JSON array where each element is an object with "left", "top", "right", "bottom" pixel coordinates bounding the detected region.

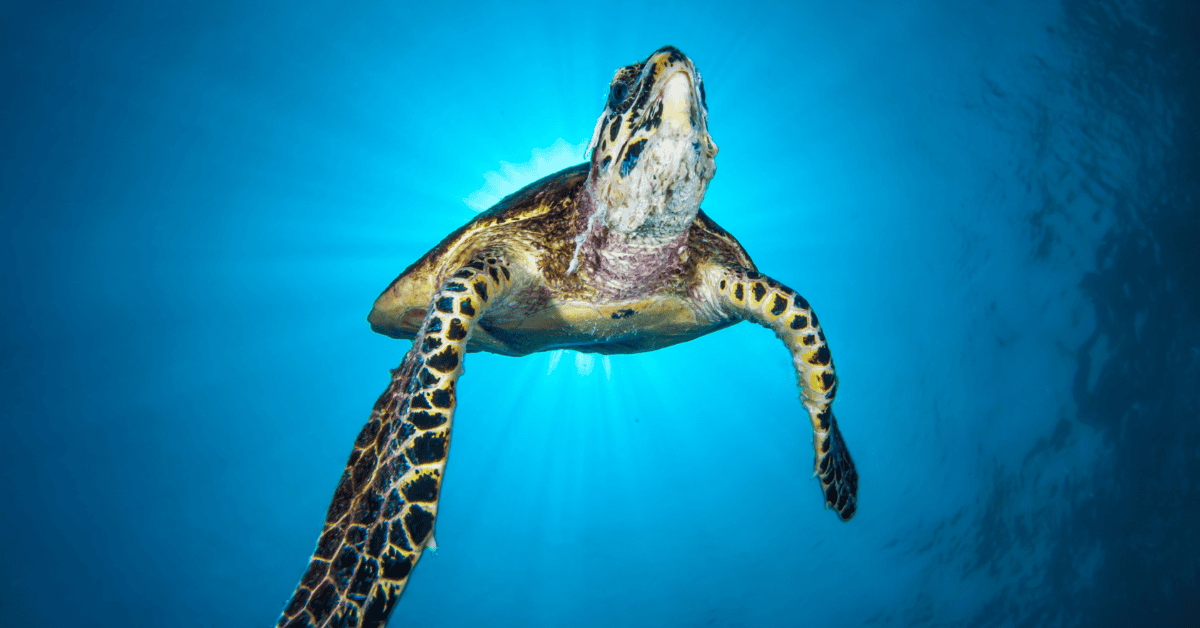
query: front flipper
[
  {"left": 278, "top": 251, "right": 514, "bottom": 628},
  {"left": 709, "top": 265, "right": 858, "bottom": 521}
]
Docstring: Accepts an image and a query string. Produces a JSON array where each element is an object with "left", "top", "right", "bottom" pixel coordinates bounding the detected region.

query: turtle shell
[{"left": 367, "top": 163, "right": 755, "bottom": 357}]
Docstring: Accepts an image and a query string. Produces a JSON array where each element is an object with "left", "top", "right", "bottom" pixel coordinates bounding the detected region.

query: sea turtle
[{"left": 278, "top": 45, "right": 858, "bottom": 628}]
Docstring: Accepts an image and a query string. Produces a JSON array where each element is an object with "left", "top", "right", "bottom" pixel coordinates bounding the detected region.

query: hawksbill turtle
[{"left": 278, "top": 45, "right": 858, "bottom": 628}]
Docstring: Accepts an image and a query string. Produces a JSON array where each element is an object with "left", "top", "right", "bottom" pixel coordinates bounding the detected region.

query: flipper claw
[{"left": 711, "top": 265, "right": 859, "bottom": 522}]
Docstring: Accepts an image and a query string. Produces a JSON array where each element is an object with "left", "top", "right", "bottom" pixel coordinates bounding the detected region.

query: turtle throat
[{"left": 568, "top": 48, "right": 718, "bottom": 295}]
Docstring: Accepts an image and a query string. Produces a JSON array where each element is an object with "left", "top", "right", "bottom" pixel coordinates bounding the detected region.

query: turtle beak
[
  {"left": 661, "top": 71, "right": 694, "bottom": 132},
  {"left": 638, "top": 48, "right": 707, "bottom": 142}
]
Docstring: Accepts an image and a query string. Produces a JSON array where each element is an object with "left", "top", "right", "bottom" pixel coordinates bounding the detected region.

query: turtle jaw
[
  {"left": 660, "top": 71, "right": 698, "bottom": 135},
  {"left": 565, "top": 47, "right": 718, "bottom": 291},
  {"left": 581, "top": 46, "right": 718, "bottom": 241}
]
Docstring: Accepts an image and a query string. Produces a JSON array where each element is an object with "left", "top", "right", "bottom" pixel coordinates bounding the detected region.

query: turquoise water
[{"left": 2, "top": 1, "right": 1196, "bottom": 626}]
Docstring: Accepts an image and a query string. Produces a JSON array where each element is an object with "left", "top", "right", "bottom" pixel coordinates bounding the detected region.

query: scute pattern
[
  {"left": 278, "top": 252, "right": 512, "bottom": 628},
  {"left": 713, "top": 266, "right": 858, "bottom": 521}
]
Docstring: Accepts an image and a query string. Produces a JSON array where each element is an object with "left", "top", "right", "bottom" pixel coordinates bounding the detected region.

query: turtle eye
[
  {"left": 698, "top": 76, "right": 707, "bottom": 109},
  {"left": 607, "top": 81, "right": 629, "bottom": 110}
]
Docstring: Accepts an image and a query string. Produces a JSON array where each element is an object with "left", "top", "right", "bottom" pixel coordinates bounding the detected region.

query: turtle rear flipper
[
  {"left": 708, "top": 264, "right": 858, "bottom": 521},
  {"left": 278, "top": 251, "right": 514, "bottom": 628}
]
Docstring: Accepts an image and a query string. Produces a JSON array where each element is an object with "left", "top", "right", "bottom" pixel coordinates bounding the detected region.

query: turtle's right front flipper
[
  {"left": 278, "top": 251, "right": 514, "bottom": 628},
  {"left": 707, "top": 265, "right": 858, "bottom": 521}
]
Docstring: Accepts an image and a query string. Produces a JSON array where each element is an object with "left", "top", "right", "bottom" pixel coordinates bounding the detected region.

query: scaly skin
[
  {"left": 708, "top": 265, "right": 858, "bottom": 520},
  {"left": 278, "top": 252, "right": 512, "bottom": 628}
]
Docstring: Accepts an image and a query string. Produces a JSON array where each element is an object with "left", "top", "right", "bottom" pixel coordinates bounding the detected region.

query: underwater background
[{"left": 2, "top": 1, "right": 1197, "bottom": 626}]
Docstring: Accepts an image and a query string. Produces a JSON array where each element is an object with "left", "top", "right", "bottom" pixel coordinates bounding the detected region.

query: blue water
[{"left": 3, "top": 1, "right": 1196, "bottom": 626}]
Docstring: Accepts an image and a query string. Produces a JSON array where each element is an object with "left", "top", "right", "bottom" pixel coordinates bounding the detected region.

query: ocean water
[{"left": 2, "top": 1, "right": 1197, "bottom": 626}]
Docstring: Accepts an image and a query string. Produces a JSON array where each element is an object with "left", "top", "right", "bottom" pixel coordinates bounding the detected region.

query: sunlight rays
[
  {"left": 464, "top": 138, "right": 591, "bottom": 212},
  {"left": 545, "top": 349, "right": 613, "bottom": 379}
]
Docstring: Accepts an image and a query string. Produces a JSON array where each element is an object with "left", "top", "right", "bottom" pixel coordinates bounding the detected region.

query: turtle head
[{"left": 583, "top": 46, "right": 718, "bottom": 242}]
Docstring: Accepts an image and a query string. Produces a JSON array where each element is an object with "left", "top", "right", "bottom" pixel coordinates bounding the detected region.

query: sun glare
[{"left": 464, "top": 138, "right": 591, "bottom": 212}]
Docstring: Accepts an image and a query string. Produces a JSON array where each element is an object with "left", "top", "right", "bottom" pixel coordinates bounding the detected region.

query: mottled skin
[{"left": 278, "top": 46, "right": 858, "bottom": 628}]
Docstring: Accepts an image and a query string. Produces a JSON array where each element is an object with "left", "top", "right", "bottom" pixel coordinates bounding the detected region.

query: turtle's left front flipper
[
  {"left": 278, "top": 251, "right": 513, "bottom": 628},
  {"left": 706, "top": 265, "right": 858, "bottom": 521}
]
